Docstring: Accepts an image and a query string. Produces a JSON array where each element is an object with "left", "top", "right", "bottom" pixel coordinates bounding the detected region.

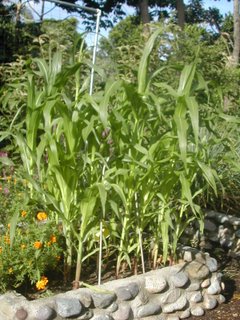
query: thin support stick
[
  {"left": 135, "top": 192, "right": 145, "bottom": 273},
  {"left": 89, "top": 9, "right": 101, "bottom": 95}
]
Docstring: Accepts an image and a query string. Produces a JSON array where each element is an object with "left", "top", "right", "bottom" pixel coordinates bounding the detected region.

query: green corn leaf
[
  {"left": 186, "top": 96, "right": 199, "bottom": 148},
  {"left": 112, "top": 184, "right": 127, "bottom": 209},
  {"left": 197, "top": 161, "right": 217, "bottom": 195},
  {"left": 100, "top": 80, "right": 122, "bottom": 127},
  {"left": 174, "top": 100, "right": 187, "bottom": 164},
  {"left": 80, "top": 195, "right": 97, "bottom": 238},
  {"left": 138, "top": 28, "right": 162, "bottom": 94},
  {"left": 178, "top": 63, "right": 196, "bottom": 96},
  {"left": 33, "top": 58, "right": 49, "bottom": 85},
  {"left": 82, "top": 116, "right": 95, "bottom": 141},
  {"left": 180, "top": 173, "right": 194, "bottom": 210},
  {"left": 96, "top": 182, "right": 107, "bottom": 218}
]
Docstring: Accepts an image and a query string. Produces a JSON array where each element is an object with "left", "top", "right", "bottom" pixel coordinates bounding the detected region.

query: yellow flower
[
  {"left": 21, "top": 244, "right": 26, "bottom": 249},
  {"left": 0, "top": 247, "right": 2, "bottom": 254},
  {"left": 6, "top": 176, "right": 12, "bottom": 183},
  {"left": 8, "top": 267, "right": 13, "bottom": 274},
  {"left": 21, "top": 210, "right": 27, "bottom": 218},
  {"left": 36, "top": 276, "right": 48, "bottom": 290},
  {"left": 46, "top": 241, "right": 51, "bottom": 247},
  {"left": 34, "top": 241, "right": 42, "bottom": 249},
  {"left": 37, "top": 212, "right": 47, "bottom": 221}
]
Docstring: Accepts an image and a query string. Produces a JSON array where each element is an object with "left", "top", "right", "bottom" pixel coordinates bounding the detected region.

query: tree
[{"left": 231, "top": 0, "right": 240, "bottom": 66}]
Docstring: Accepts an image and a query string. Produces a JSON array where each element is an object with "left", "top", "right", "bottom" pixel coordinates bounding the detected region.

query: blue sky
[{"left": 199, "top": 0, "right": 232, "bottom": 15}]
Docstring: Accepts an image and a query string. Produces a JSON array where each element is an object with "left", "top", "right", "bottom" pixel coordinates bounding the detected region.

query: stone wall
[
  {"left": 182, "top": 210, "right": 240, "bottom": 256},
  {"left": 0, "top": 249, "right": 225, "bottom": 320}
]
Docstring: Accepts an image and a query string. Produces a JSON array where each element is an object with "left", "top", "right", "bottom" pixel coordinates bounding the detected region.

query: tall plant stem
[
  {"left": 98, "top": 219, "right": 103, "bottom": 285},
  {"left": 73, "top": 237, "right": 83, "bottom": 289},
  {"left": 63, "top": 225, "right": 73, "bottom": 284},
  {"left": 135, "top": 192, "right": 145, "bottom": 273},
  {"left": 116, "top": 209, "right": 130, "bottom": 277}
]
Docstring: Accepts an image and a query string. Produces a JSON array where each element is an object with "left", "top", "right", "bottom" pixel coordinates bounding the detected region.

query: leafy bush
[{"left": 0, "top": 172, "right": 63, "bottom": 293}]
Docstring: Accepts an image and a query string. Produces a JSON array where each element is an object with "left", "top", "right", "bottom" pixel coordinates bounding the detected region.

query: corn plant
[{"left": 2, "top": 25, "right": 237, "bottom": 290}]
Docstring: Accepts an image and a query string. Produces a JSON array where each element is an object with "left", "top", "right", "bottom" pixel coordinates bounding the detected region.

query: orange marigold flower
[
  {"left": 37, "top": 212, "right": 47, "bottom": 221},
  {"left": 50, "top": 235, "right": 57, "bottom": 243},
  {"left": 36, "top": 276, "right": 48, "bottom": 291},
  {"left": 4, "top": 236, "right": 10, "bottom": 244},
  {"left": 21, "top": 210, "right": 27, "bottom": 218},
  {"left": 34, "top": 241, "right": 42, "bottom": 249}
]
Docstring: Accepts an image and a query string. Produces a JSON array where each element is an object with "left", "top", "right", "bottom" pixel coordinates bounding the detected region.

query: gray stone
[
  {"left": 206, "top": 280, "right": 221, "bottom": 295},
  {"left": 166, "top": 316, "right": 180, "bottom": 320},
  {"left": 55, "top": 297, "right": 82, "bottom": 318},
  {"left": 162, "top": 296, "right": 187, "bottom": 313},
  {"left": 159, "top": 288, "right": 182, "bottom": 304},
  {"left": 15, "top": 308, "right": 28, "bottom": 320},
  {"left": 217, "top": 294, "right": 226, "bottom": 304},
  {"left": 128, "top": 282, "right": 140, "bottom": 298},
  {"left": 145, "top": 276, "right": 167, "bottom": 293},
  {"left": 92, "top": 292, "right": 116, "bottom": 308},
  {"left": 235, "top": 229, "right": 240, "bottom": 238},
  {"left": 132, "top": 287, "right": 149, "bottom": 308},
  {"left": 183, "top": 251, "right": 193, "bottom": 262},
  {"left": 92, "top": 315, "right": 114, "bottom": 320},
  {"left": 77, "top": 290, "right": 92, "bottom": 307},
  {"left": 35, "top": 305, "right": 55, "bottom": 320},
  {"left": 205, "top": 257, "right": 218, "bottom": 272},
  {"left": 186, "top": 281, "right": 200, "bottom": 292},
  {"left": 112, "top": 303, "right": 133, "bottom": 320},
  {"left": 186, "top": 261, "right": 209, "bottom": 280},
  {"left": 201, "top": 278, "right": 210, "bottom": 288},
  {"left": 204, "top": 219, "right": 217, "bottom": 232},
  {"left": 170, "top": 272, "right": 189, "bottom": 288},
  {"left": 136, "top": 302, "right": 161, "bottom": 318},
  {"left": 203, "top": 295, "right": 218, "bottom": 310},
  {"left": 77, "top": 309, "right": 94, "bottom": 319},
  {"left": 106, "top": 302, "right": 118, "bottom": 313},
  {"left": 195, "top": 252, "right": 206, "bottom": 264},
  {"left": 115, "top": 287, "right": 135, "bottom": 301},
  {"left": 189, "top": 291, "right": 202, "bottom": 303},
  {"left": 190, "top": 306, "right": 204, "bottom": 316},
  {"left": 178, "top": 309, "right": 191, "bottom": 319}
]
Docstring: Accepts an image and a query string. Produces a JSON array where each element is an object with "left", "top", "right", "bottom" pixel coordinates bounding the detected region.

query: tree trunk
[
  {"left": 138, "top": 0, "right": 150, "bottom": 24},
  {"left": 176, "top": 0, "right": 185, "bottom": 29},
  {"left": 138, "top": 0, "right": 150, "bottom": 36},
  {"left": 232, "top": 0, "right": 240, "bottom": 66}
]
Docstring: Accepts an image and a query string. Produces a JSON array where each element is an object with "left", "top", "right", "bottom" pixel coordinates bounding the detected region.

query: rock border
[{"left": 0, "top": 249, "right": 225, "bottom": 320}]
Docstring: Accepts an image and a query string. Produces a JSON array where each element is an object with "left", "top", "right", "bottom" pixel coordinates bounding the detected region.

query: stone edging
[{"left": 0, "top": 249, "right": 225, "bottom": 320}]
